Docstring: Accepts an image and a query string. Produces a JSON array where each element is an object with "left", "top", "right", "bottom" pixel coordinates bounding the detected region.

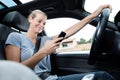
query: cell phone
[
  {"left": 58, "top": 31, "right": 66, "bottom": 38},
  {"left": 57, "top": 31, "right": 66, "bottom": 42}
]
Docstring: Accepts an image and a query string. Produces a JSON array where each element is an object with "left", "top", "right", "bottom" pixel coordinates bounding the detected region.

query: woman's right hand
[
  {"left": 91, "top": 4, "right": 112, "bottom": 18},
  {"left": 40, "top": 37, "right": 63, "bottom": 55}
]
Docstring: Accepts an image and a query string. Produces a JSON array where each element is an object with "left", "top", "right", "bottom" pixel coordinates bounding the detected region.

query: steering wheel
[{"left": 88, "top": 8, "right": 110, "bottom": 65}]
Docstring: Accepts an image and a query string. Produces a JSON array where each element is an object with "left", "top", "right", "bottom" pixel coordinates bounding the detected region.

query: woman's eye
[
  {"left": 43, "top": 22, "right": 46, "bottom": 25},
  {"left": 38, "top": 20, "right": 41, "bottom": 23}
]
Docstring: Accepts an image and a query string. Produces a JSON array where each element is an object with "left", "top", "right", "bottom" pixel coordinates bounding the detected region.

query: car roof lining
[{"left": 0, "top": 0, "right": 85, "bottom": 19}]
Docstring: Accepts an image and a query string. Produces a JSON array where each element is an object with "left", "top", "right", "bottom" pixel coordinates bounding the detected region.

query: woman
[{"left": 5, "top": 4, "right": 115, "bottom": 80}]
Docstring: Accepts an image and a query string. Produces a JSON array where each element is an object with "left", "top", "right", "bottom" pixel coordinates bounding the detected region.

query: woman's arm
[
  {"left": 5, "top": 45, "right": 47, "bottom": 69},
  {"left": 53, "top": 4, "right": 112, "bottom": 39}
]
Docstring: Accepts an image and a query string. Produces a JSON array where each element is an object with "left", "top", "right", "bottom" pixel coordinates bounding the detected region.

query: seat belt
[{"left": 34, "top": 36, "right": 41, "bottom": 53}]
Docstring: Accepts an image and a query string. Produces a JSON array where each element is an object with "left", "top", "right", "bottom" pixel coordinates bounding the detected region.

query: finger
[
  {"left": 53, "top": 37, "right": 63, "bottom": 43},
  {"left": 108, "top": 5, "right": 112, "bottom": 12},
  {"left": 105, "top": 4, "right": 112, "bottom": 12},
  {"left": 54, "top": 42, "right": 60, "bottom": 46},
  {"left": 54, "top": 46, "right": 60, "bottom": 50}
]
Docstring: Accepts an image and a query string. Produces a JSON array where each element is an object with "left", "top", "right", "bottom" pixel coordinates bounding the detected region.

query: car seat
[{"left": 0, "top": 11, "right": 29, "bottom": 60}]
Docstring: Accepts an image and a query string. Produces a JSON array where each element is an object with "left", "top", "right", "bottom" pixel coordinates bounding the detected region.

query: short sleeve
[{"left": 5, "top": 32, "right": 21, "bottom": 48}]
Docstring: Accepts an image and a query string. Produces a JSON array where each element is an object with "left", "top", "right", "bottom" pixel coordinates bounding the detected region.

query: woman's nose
[{"left": 39, "top": 23, "right": 44, "bottom": 27}]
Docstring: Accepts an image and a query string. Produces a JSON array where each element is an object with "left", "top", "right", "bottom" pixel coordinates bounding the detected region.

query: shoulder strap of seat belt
[{"left": 34, "top": 36, "right": 41, "bottom": 54}]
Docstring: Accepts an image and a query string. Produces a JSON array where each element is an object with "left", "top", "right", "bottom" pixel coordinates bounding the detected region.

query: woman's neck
[{"left": 26, "top": 31, "right": 37, "bottom": 44}]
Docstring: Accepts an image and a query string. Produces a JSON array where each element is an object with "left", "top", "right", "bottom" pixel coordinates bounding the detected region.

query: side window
[{"left": 45, "top": 18, "right": 96, "bottom": 54}]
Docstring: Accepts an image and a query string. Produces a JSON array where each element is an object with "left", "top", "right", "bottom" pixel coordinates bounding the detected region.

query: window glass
[
  {"left": 45, "top": 18, "right": 95, "bottom": 54},
  {"left": 0, "top": 4, "right": 5, "bottom": 10},
  {"left": 85, "top": 0, "right": 120, "bottom": 22},
  {"left": 0, "top": 0, "right": 17, "bottom": 10},
  {"left": 0, "top": 0, "right": 17, "bottom": 7}
]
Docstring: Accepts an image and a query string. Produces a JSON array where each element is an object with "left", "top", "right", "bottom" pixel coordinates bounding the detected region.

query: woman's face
[{"left": 29, "top": 13, "right": 47, "bottom": 33}]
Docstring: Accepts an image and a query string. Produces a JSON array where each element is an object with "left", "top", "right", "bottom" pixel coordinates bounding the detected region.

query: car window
[
  {"left": 45, "top": 0, "right": 119, "bottom": 54},
  {"left": 0, "top": 3, "right": 6, "bottom": 10},
  {"left": 1, "top": 0, "right": 17, "bottom": 7},
  {"left": 45, "top": 18, "right": 95, "bottom": 54},
  {"left": 0, "top": 0, "right": 33, "bottom": 10},
  {"left": 0, "top": 0, "right": 17, "bottom": 10}
]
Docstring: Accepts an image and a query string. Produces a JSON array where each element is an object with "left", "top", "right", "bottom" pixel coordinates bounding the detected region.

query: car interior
[{"left": 0, "top": 0, "right": 120, "bottom": 80}]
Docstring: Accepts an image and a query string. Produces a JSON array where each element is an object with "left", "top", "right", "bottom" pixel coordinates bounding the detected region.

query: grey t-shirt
[
  {"left": 5, "top": 32, "right": 35, "bottom": 61},
  {"left": 5, "top": 32, "right": 58, "bottom": 80}
]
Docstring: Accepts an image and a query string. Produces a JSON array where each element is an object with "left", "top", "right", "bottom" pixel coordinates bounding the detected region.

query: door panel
[
  {"left": 51, "top": 52, "right": 120, "bottom": 80},
  {"left": 51, "top": 53, "right": 97, "bottom": 75}
]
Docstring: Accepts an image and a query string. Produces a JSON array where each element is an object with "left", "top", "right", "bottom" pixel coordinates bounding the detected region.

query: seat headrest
[
  {"left": 114, "top": 10, "right": 120, "bottom": 30},
  {"left": 2, "top": 11, "right": 29, "bottom": 32}
]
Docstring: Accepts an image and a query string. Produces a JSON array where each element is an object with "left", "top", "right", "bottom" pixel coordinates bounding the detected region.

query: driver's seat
[{"left": 0, "top": 11, "right": 29, "bottom": 60}]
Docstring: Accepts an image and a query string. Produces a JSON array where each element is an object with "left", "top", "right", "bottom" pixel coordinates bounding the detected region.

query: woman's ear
[{"left": 28, "top": 16, "right": 33, "bottom": 23}]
